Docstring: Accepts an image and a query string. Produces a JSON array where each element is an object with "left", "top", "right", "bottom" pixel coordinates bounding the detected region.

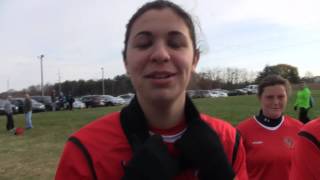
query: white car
[
  {"left": 117, "top": 93, "right": 135, "bottom": 104},
  {"left": 210, "top": 90, "right": 228, "bottom": 97},
  {"left": 102, "top": 95, "right": 126, "bottom": 106},
  {"left": 73, "top": 99, "right": 86, "bottom": 109},
  {"left": 244, "top": 84, "right": 258, "bottom": 94}
]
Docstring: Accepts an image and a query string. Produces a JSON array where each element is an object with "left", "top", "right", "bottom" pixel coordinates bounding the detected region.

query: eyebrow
[
  {"left": 133, "top": 31, "right": 152, "bottom": 39},
  {"left": 134, "top": 31, "right": 186, "bottom": 38},
  {"left": 168, "top": 31, "right": 185, "bottom": 37}
]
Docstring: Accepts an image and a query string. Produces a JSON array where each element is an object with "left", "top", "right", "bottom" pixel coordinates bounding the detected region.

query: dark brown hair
[
  {"left": 122, "top": 0, "right": 198, "bottom": 60},
  {"left": 258, "top": 75, "right": 291, "bottom": 97}
]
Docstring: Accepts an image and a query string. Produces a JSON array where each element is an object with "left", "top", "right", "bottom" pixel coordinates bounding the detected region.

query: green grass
[
  {"left": 0, "top": 90, "right": 319, "bottom": 180},
  {"left": 195, "top": 90, "right": 320, "bottom": 125}
]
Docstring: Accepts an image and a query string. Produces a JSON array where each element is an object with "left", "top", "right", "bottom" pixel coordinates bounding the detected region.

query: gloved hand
[
  {"left": 294, "top": 106, "right": 297, "bottom": 111},
  {"left": 175, "top": 120, "right": 235, "bottom": 180},
  {"left": 122, "top": 135, "right": 180, "bottom": 180}
]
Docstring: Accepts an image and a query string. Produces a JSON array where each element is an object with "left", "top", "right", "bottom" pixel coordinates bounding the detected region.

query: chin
[
  {"left": 150, "top": 90, "right": 184, "bottom": 103},
  {"left": 270, "top": 113, "right": 282, "bottom": 119},
  {"left": 152, "top": 92, "right": 176, "bottom": 101}
]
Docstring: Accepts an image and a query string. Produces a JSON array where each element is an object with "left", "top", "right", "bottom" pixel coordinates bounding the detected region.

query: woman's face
[
  {"left": 259, "top": 85, "right": 288, "bottom": 119},
  {"left": 124, "top": 8, "right": 198, "bottom": 103}
]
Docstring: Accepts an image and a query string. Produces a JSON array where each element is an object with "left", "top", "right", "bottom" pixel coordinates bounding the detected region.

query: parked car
[
  {"left": 31, "top": 96, "right": 53, "bottom": 110},
  {"left": 210, "top": 90, "right": 228, "bottom": 97},
  {"left": 9, "top": 98, "right": 25, "bottom": 113},
  {"left": 117, "top": 93, "right": 134, "bottom": 104},
  {"left": 73, "top": 99, "right": 85, "bottom": 109},
  {"left": 0, "top": 99, "right": 19, "bottom": 114},
  {"left": 102, "top": 95, "right": 125, "bottom": 106},
  {"left": 227, "top": 89, "right": 247, "bottom": 96},
  {"left": 31, "top": 99, "right": 46, "bottom": 112},
  {"left": 10, "top": 98, "right": 45, "bottom": 112},
  {"left": 187, "top": 90, "right": 196, "bottom": 98},
  {"left": 80, "top": 95, "right": 105, "bottom": 108},
  {"left": 243, "top": 84, "right": 258, "bottom": 94},
  {"left": 192, "top": 90, "right": 213, "bottom": 98}
]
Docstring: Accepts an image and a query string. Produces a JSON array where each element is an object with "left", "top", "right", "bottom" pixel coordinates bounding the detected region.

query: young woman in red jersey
[
  {"left": 237, "top": 75, "right": 303, "bottom": 180},
  {"left": 55, "top": 1, "right": 248, "bottom": 180},
  {"left": 290, "top": 117, "right": 320, "bottom": 180}
]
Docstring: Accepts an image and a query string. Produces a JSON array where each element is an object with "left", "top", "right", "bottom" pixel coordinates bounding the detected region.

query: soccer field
[{"left": 0, "top": 91, "right": 319, "bottom": 179}]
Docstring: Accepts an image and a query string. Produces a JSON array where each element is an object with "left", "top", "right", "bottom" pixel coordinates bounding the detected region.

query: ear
[{"left": 192, "top": 50, "right": 200, "bottom": 72}]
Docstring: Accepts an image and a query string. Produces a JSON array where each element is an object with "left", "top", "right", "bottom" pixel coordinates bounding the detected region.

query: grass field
[{"left": 0, "top": 90, "right": 319, "bottom": 180}]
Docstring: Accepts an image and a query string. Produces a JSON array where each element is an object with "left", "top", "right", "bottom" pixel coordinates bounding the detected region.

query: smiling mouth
[{"left": 145, "top": 72, "right": 176, "bottom": 79}]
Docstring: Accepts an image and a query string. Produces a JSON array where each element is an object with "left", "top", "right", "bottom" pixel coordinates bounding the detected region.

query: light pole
[
  {"left": 101, "top": 67, "right": 105, "bottom": 95},
  {"left": 38, "top": 54, "right": 45, "bottom": 96}
]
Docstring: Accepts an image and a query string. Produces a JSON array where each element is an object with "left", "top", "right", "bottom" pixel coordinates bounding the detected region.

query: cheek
[
  {"left": 261, "top": 98, "right": 272, "bottom": 108},
  {"left": 127, "top": 64, "right": 141, "bottom": 76},
  {"left": 177, "top": 56, "right": 195, "bottom": 73},
  {"left": 125, "top": 56, "right": 144, "bottom": 75},
  {"left": 126, "top": 50, "right": 149, "bottom": 73}
]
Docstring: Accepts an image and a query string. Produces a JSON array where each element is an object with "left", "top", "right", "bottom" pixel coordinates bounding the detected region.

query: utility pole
[
  {"left": 101, "top": 67, "right": 105, "bottom": 95},
  {"left": 38, "top": 54, "right": 45, "bottom": 96}
]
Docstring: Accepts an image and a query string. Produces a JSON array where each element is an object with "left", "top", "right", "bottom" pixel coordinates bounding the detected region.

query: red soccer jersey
[
  {"left": 289, "top": 118, "right": 320, "bottom": 180},
  {"left": 55, "top": 112, "right": 248, "bottom": 180},
  {"left": 237, "top": 115, "right": 303, "bottom": 180}
]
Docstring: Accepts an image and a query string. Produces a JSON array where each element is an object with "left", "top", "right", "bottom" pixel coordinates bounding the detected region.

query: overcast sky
[{"left": 1, "top": 0, "right": 319, "bottom": 93}]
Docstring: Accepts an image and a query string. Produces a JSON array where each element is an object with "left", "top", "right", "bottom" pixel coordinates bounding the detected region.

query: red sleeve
[
  {"left": 233, "top": 137, "right": 249, "bottom": 180},
  {"left": 289, "top": 134, "right": 320, "bottom": 180},
  {"left": 55, "top": 141, "right": 93, "bottom": 180}
]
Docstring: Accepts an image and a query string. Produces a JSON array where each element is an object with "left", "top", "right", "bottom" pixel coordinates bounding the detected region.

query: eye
[
  {"left": 132, "top": 32, "right": 153, "bottom": 49},
  {"left": 134, "top": 38, "right": 153, "bottom": 49},
  {"left": 167, "top": 32, "right": 188, "bottom": 49},
  {"left": 135, "top": 41, "right": 152, "bottom": 49},
  {"left": 168, "top": 37, "right": 186, "bottom": 49},
  {"left": 266, "top": 95, "right": 274, "bottom": 100}
]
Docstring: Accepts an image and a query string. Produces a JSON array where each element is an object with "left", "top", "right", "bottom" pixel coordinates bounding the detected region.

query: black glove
[
  {"left": 294, "top": 106, "right": 297, "bottom": 111},
  {"left": 122, "top": 134, "right": 180, "bottom": 180},
  {"left": 175, "top": 120, "right": 235, "bottom": 180}
]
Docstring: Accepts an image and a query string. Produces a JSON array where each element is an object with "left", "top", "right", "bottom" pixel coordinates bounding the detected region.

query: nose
[
  {"left": 150, "top": 41, "right": 170, "bottom": 63},
  {"left": 272, "top": 97, "right": 280, "bottom": 105}
]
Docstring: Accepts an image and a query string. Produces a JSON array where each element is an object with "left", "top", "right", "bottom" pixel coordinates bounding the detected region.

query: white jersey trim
[
  {"left": 254, "top": 116, "right": 284, "bottom": 131},
  {"left": 149, "top": 128, "right": 187, "bottom": 143}
]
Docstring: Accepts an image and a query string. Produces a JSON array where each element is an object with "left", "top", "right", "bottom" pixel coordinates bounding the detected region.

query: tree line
[{"left": 1, "top": 63, "right": 314, "bottom": 98}]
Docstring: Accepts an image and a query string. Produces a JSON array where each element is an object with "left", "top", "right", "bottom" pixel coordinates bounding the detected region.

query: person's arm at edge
[
  {"left": 289, "top": 135, "right": 319, "bottom": 180},
  {"left": 233, "top": 137, "right": 248, "bottom": 180}
]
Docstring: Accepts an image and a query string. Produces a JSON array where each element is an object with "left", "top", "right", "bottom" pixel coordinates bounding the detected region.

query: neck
[
  {"left": 137, "top": 93, "right": 186, "bottom": 129},
  {"left": 256, "top": 110, "right": 283, "bottom": 127}
]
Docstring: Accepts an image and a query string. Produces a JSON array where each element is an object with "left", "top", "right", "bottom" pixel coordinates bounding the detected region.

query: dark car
[
  {"left": 31, "top": 96, "right": 53, "bottom": 110},
  {"left": 227, "top": 89, "right": 247, "bottom": 96},
  {"left": 10, "top": 98, "right": 46, "bottom": 113},
  {"left": 9, "top": 98, "right": 24, "bottom": 113},
  {"left": 80, "top": 95, "right": 105, "bottom": 108}
]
